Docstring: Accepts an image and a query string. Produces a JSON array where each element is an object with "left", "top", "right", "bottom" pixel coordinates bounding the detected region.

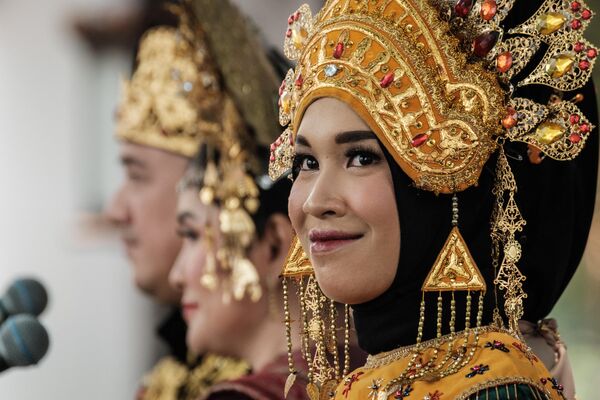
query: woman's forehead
[{"left": 297, "top": 97, "right": 371, "bottom": 139}]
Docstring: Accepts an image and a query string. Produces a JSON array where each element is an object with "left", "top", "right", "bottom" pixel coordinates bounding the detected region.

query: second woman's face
[
  {"left": 169, "top": 189, "right": 269, "bottom": 356},
  {"left": 289, "top": 97, "right": 400, "bottom": 305}
]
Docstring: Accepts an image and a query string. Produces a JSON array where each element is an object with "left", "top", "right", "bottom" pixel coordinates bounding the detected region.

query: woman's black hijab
[{"left": 352, "top": 0, "right": 599, "bottom": 355}]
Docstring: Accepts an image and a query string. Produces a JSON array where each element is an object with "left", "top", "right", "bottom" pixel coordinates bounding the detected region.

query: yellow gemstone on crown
[
  {"left": 544, "top": 54, "right": 575, "bottom": 78},
  {"left": 291, "top": 26, "right": 308, "bottom": 49},
  {"left": 280, "top": 91, "right": 292, "bottom": 114},
  {"left": 536, "top": 12, "right": 566, "bottom": 35},
  {"left": 535, "top": 122, "right": 564, "bottom": 144}
]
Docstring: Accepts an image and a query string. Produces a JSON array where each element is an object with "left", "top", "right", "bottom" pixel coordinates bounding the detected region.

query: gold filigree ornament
[
  {"left": 281, "top": 237, "right": 351, "bottom": 399},
  {"left": 172, "top": 0, "right": 282, "bottom": 303},
  {"left": 270, "top": 0, "right": 596, "bottom": 397},
  {"left": 116, "top": 4, "right": 223, "bottom": 158}
]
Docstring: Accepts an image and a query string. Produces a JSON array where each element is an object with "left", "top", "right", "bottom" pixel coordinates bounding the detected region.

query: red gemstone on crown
[
  {"left": 454, "top": 0, "right": 474, "bottom": 17},
  {"left": 502, "top": 107, "right": 518, "bottom": 129},
  {"left": 380, "top": 72, "right": 395, "bottom": 88},
  {"left": 571, "top": 19, "right": 582, "bottom": 29},
  {"left": 270, "top": 154, "right": 275, "bottom": 162},
  {"left": 279, "top": 80, "right": 286, "bottom": 96},
  {"left": 294, "top": 11, "right": 301, "bottom": 21},
  {"left": 481, "top": 0, "right": 497, "bottom": 21},
  {"left": 571, "top": 1, "right": 581, "bottom": 11},
  {"left": 579, "top": 59, "right": 590, "bottom": 70},
  {"left": 295, "top": 74, "right": 304, "bottom": 88},
  {"left": 333, "top": 42, "right": 344, "bottom": 59},
  {"left": 288, "top": 15, "right": 294, "bottom": 25},
  {"left": 473, "top": 31, "right": 499, "bottom": 57},
  {"left": 286, "top": 28, "right": 292, "bottom": 38},
  {"left": 497, "top": 51, "right": 513, "bottom": 73},
  {"left": 411, "top": 133, "right": 428, "bottom": 147},
  {"left": 574, "top": 42, "right": 585, "bottom": 52},
  {"left": 587, "top": 48, "right": 597, "bottom": 58},
  {"left": 582, "top": 9, "right": 592, "bottom": 20},
  {"left": 580, "top": 123, "right": 590, "bottom": 133},
  {"left": 570, "top": 114, "right": 580, "bottom": 124},
  {"left": 569, "top": 133, "right": 581, "bottom": 143}
]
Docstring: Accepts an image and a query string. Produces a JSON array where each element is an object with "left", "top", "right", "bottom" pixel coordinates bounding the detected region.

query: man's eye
[{"left": 176, "top": 228, "right": 199, "bottom": 241}]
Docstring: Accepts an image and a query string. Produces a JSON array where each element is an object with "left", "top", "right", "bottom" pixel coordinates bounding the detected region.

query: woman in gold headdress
[
  {"left": 165, "top": 1, "right": 313, "bottom": 399},
  {"left": 270, "top": 0, "right": 598, "bottom": 399}
]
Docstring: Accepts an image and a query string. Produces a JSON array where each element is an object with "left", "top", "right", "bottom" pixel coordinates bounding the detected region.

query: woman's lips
[
  {"left": 182, "top": 303, "right": 199, "bottom": 321},
  {"left": 308, "top": 230, "right": 363, "bottom": 255}
]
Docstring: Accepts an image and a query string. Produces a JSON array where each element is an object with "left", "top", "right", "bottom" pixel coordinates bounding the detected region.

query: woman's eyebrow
[
  {"left": 296, "top": 135, "right": 311, "bottom": 147},
  {"left": 335, "top": 130, "right": 376, "bottom": 144}
]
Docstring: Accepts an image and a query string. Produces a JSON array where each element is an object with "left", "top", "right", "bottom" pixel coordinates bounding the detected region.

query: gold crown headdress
[
  {"left": 270, "top": 0, "right": 596, "bottom": 397},
  {"left": 172, "top": 0, "right": 282, "bottom": 304},
  {"left": 115, "top": 5, "right": 225, "bottom": 158}
]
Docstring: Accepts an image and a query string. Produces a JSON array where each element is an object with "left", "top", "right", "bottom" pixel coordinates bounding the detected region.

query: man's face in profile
[{"left": 107, "top": 142, "right": 188, "bottom": 305}]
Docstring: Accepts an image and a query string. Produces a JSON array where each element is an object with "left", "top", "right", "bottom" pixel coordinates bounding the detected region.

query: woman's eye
[
  {"left": 347, "top": 151, "right": 379, "bottom": 167},
  {"left": 292, "top": 154, "right": 319, "bottom": 179}
]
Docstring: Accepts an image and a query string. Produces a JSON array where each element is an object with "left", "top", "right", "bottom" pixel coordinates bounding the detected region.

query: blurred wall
[{"left": 0, "top": 0, "right": 162, "bottom": 398}]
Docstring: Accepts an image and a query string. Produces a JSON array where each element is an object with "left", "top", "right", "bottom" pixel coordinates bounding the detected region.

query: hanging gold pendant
[
  {"left": 282, "top": 235, "right": 314, "bottom": 277},
  {"left": 422, "top": 227, "right": 486, "bottom": 292}
]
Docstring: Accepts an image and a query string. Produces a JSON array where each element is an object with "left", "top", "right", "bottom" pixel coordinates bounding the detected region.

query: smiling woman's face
[{"left": 288, "top": 97, "right": 400, "bottom": 305}]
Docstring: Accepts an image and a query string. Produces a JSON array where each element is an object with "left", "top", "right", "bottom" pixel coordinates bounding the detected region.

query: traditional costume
[
  {"left": 115, "top": 4, "right": 251, "bottom": 399},
  {"left": 269, "top": 0, "right": 598, "bottom": 399}
]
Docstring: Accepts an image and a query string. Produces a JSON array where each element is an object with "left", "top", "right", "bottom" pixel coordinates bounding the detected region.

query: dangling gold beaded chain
[
  {"left": 450, "top": 291, "right": 456, "bottom": 335},
  {"left": 282, "top": 278, "right": 297, "bottom": 393},
  {"left": 465, "top": 291, "right": 472, "bottom": 329},
  {"left": 343, "top": 304, "right": 351, "bottom": 377},
  {"left": 329, "top": 299, "right": 341, "bottom": 381},
  {"left": 378, "top": 194, "right": 488, "bottom": 397},
  {"left": 299, "top": 277, "right": 314, "bottom": 384},
  {"left": 436, "top": 292, "right": 443, "bottom": 338}
]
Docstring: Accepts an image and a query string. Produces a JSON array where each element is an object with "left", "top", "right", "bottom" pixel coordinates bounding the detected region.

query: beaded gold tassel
[
  {"left": 280, "top": 236, "right": 351, "bottom": 399},
  {"left": 379, "top": 194, "right": 488, "bottom": 397}
]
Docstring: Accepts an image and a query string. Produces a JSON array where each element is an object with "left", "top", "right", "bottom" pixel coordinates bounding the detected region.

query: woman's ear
[{"left": 260, "top": 213, "right": 293, "bottom": 278}]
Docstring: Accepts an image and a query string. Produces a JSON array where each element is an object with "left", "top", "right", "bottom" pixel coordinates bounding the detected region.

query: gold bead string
[
  {"left": 343, "top": 303, "right": 351, "bottom": 377},
  {"left": 329, "top": 299, "right": 341, "bottom": 380},
  {"left": 450, "top": 291, "right": 456, "bottom": 335},
  {"left": 436, "top": 292, "right": 443, "bottom": 338},
  {"left": 465, "top": 291, "right": 472, "bottom": 329},
  {"left": 282, "top": 278, "right": 296, "bottom": 376}
]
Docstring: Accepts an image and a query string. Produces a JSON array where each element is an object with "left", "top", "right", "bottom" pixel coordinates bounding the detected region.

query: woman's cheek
[{"left": 288, "top": 181, "right": 308, "bottom": 235}]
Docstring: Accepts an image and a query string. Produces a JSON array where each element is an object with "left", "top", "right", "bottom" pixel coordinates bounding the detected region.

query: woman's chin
[{"left": 315, "top": 269, "right": 382, "bottom": 305}]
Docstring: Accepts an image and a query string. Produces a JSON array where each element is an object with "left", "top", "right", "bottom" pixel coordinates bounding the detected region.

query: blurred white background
[
  {"left": 0, "top": 0, "right": 321, "bottom": 399},
  {"left": 0, "top": 0, "right": 598, "bottom": 399}
]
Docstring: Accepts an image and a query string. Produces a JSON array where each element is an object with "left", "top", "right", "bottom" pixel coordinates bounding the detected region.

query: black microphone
[
  {"left": 0, "top": 278, "right": 48, "bottom": 324},
  {"left": 0, "top": 314, "right": 50, "bottom": 373}
]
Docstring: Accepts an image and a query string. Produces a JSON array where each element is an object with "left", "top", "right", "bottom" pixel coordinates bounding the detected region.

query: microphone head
[
  {"left": 2, "top": 278, "right": 48, "bottom": 317},
  {"left": 0, "top": 314, "right": 50, "bottom": 367}
]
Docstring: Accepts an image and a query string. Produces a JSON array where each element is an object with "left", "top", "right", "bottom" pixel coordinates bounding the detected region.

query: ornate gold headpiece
[
  {"left": 270, "top": 0, "right": 596, "bottom": 191},
  {"left": 171, "top": 0, "right": 282, "bottom": 304},
  {"left": 272, "top": 0, "right": 596, "bottom": 397},
  {"left": 115, "top": 6, "right": 230, "bottom": 158}
]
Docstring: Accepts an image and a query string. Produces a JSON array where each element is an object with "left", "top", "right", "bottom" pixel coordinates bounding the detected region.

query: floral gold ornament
[
  {"left": 280, "top": 238, "right": 351, "bottom": 399},
  {"left": 271, "top": 0, "right": 596, "bottom": 399},
  {"left": 116, "top": 21, "right": 222, "bottom": 157},
  {"left": 168, "top": 0, "right": 281, "bottom": 303}
]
